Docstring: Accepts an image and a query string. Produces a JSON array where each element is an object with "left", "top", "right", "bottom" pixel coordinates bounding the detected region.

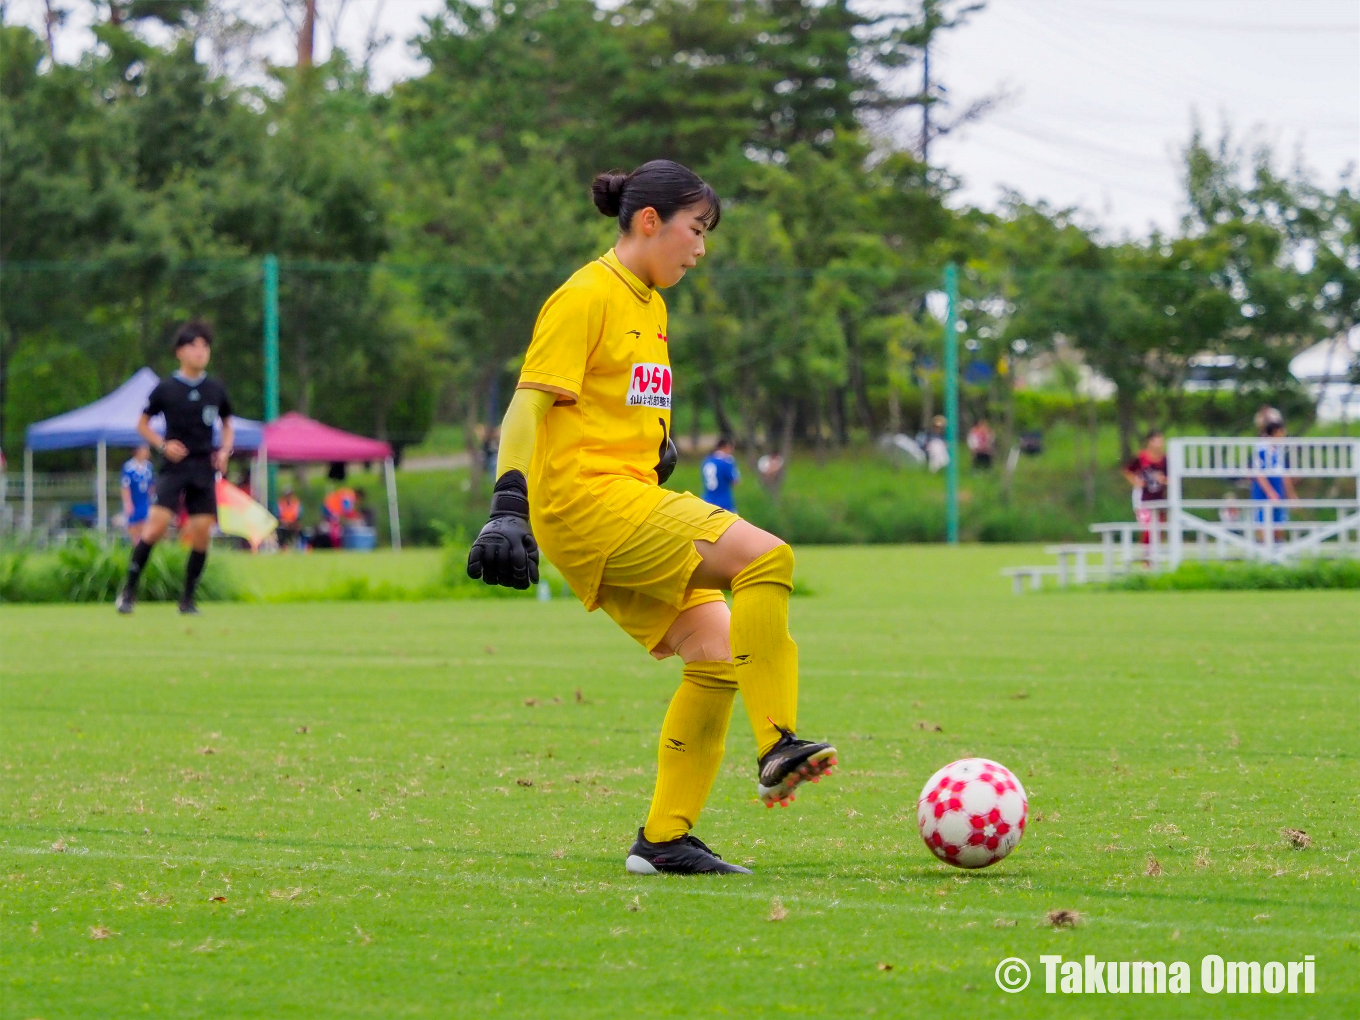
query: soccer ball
[{"left": 917, "top": 758, "right": 1028, "bottom": 869}]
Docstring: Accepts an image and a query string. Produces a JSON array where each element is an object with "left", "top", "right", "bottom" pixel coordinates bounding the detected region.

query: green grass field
[{"left": 3, "top": 546, "right": 1357, "bottom": 1018}]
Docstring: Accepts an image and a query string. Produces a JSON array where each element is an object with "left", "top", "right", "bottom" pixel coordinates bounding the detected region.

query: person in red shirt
[
  {"left": 967, "top": 419, "right": 996, "bottom": 469},
  {"left": 1122, "top": 430, "right": 1168, "bottom": 551}
]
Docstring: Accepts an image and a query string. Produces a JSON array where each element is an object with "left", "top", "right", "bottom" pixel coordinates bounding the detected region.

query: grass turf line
[{"left": 2, "top": 545, "right": 1357, "bottom": 1018}]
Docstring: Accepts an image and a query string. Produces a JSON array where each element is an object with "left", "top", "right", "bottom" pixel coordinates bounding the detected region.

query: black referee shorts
[{"left": 155, "top": 456, "right": 217, "bottom": 517}]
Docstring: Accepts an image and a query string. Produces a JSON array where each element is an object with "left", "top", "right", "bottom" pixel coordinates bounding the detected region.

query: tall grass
[{"left": 1, "top": 535, "right": 240, "bottom": 603}]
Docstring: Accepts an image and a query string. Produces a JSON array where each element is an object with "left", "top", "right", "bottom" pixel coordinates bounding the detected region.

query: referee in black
[{"left": 117, "top": 320, "right": 234, "bottom": 615}]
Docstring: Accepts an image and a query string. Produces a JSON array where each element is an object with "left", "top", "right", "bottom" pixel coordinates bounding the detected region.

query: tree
[
  {"left": 385, "top": 137, "right": 604, "bottom": 487},
  {"left": 1179, "top": 128, "right": 1331, "bottom": 425}
]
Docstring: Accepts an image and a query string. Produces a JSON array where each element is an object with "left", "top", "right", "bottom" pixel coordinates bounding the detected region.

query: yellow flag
[{"left": 215, "top": 479, "right": 278, "bottom": 550}]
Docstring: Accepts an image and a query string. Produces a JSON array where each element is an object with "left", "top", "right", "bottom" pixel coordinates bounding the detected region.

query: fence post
[
  {"left": 944, "top": 262, "right": 960, "bottom": 545},
  {"left": 23, "top": 447, "right": 33, "bottom": 534},
  {"left": 96, "top": 439, "right": 108, "bottom": 538},
  {"left": 1168, "top": 438, "right": 1183, "bottom": 570},
  {"left": 384, "top": 456, "right": 402, "bottom": 552}
]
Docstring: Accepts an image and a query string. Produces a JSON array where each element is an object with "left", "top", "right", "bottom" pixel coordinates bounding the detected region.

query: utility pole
[
  {"left": 43, "top": 0, "right": 60, "bottom": 57},
  {"left": 944, "top": 262, "right": 960, "bottom": 544},
  {"left": 297, "top": 0, "right": 316, "bottom": 67},
  {"left": 920, "top": 43, "right": 931, "bottom": 163}
]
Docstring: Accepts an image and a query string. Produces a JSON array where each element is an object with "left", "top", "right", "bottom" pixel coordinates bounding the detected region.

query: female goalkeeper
[{"left": 467, "top": 160, "right": 836, "bottom": 876}]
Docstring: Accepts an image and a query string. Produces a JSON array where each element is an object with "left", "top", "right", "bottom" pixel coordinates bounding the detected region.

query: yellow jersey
[{"left": 518, "top": 249, "right": 674, "bottom": 607}]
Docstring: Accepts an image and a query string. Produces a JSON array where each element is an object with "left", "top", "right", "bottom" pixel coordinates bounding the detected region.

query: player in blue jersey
[
  {"left": 700, "top": 437, "right": 740, "bottom": 512},
  {"left": 1251, "top": 406, "right": 1296, "bottom": 540},
  {"left": 120, "top": 444, "right": 155, "bottom": 543}
]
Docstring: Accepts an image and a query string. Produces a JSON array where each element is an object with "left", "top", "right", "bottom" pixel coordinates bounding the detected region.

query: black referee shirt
[{"left": 144, "top": 373, "right": 233, "bottom": 457}]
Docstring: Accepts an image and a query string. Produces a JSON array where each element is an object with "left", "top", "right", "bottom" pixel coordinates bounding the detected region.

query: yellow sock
[
  {"left": 643, "top": 661, "right": 737, "bottom": 843},
  {"left": 729, "top": 544, "right": 798, "bottom": 757}
]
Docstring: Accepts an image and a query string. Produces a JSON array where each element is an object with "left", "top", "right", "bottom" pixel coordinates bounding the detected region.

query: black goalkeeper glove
[
  {"left": 655, "top": 418, "right": 678, "bottom": 485},
  {"left": 467, "top": 470, "right": 539, "bottom": 590}
]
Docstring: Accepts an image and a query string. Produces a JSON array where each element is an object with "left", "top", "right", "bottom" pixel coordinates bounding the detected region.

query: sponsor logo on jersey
[
  {"left": 657, "top": 328, "right": 668, "bottom": 343},
  {"left": 202, "top": 405, "right": 219, "bottom": 426},
  {"left": 627, "top": 363, "right": 672, "bottom": 408}
]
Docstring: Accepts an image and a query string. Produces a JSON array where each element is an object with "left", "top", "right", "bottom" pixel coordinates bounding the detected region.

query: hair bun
[{"left": 591, "top": 171, "right": 628, "bottom": 217}]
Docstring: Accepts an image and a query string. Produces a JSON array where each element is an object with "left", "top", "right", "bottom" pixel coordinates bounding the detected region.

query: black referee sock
[
  {"left": 123, "top": 541, "right": 153, "bottom": 596},
  {"left": 183, "top": 550, "right": 207, "bottom": 602}
]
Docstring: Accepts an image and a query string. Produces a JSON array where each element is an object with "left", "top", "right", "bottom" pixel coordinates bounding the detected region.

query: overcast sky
[{"left": 13, "top": 0, "right": 1359, "bottom": 238}]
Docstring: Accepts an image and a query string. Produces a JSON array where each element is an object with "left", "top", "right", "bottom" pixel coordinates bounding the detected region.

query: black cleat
[
  {"left": 757, "top": 724, "right": 837, "bottom": 808},
  {"left": 177, "top": 598, "right": 199, "bottom": 616},
  {"left": 625, "top": 828, "right": 752, "bottom": 875},
  {"left": 115, "top": 590, "right": 135, "bottom": 615}
]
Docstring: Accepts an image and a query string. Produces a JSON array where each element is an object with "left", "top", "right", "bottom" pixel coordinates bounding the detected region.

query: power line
[
  {"left": 946, "top": 136, "right": 1183, "bottom": 205},
  {"left": 1079, "top": 10, "right": 1360, "bottom": 34},
  {"left": 988, "top": 119, "right": 1174, "bottom": 170}
]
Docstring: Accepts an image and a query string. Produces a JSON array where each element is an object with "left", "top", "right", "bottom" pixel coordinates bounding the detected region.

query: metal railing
[
  {"left": 1171, "top": 437, "right": 1358, "bottom": 478},
  {"left": 1167, "top": 437, "right": 1360, "bottom": 568}
]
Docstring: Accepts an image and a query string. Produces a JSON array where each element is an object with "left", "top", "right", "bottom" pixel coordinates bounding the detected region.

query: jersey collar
[{"left": 598, "top": 248, "right": 654, "bottom": 304}]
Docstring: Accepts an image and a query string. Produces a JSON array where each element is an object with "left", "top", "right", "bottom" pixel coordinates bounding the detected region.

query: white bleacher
[{"left": 1002, "top": 436, "right": 1360, "bottom": 590}]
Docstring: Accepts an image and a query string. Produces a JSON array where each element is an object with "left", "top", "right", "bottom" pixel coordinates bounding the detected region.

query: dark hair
[
  {"left": 714, "top": 436, "right": 734, "bottom": 451},
  {"left": 591, "top": 160, "right": 720, "bottom": 232},
  {"left": 173, "top": 319, "right": 214, "bottom": 349},
  {"left": 1144, "top": 428, "right": 1164, "bottom": 443}
]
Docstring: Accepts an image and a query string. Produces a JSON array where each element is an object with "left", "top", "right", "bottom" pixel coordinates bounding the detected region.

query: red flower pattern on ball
[{"left": 917, "top": 758, "right": 1028, "bottom": 869}]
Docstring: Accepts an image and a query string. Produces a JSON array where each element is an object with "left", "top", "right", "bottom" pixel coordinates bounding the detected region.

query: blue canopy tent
[{"left": 22, "top": 368, "right": 263, "bottom": 534}]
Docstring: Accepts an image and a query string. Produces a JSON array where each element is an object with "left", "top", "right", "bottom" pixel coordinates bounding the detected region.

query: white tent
[{"left": 1291, "top": 326, "right": 1360, "bottom": 423}]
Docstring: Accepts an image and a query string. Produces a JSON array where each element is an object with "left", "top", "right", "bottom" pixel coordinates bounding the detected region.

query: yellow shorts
[{"left": 594, "top": 490, "right": 740, "bottom": 653}]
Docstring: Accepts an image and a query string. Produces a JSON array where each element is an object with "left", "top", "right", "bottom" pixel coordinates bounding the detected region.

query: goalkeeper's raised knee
[{"left": 731, "top": 541, "right": 794, "bottom": 595}]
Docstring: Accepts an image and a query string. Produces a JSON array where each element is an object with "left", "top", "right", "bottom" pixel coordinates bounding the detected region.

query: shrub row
[
  {"left": 1109, "top": 559, "right": 1360, "bottom": 591},
  {"left": 1, "top": 535, "right": 239, "bottom": 603}
]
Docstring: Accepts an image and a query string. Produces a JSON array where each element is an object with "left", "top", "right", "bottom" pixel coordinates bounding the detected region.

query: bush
[
  {"left": 0, "top": 535, "right": 241, "bottom": 604},
  {"left": 437, "top": 536, "right": 573, "bottom": 599},
  {"left": 1109, "top": 559, "right": 1360, "bottom": 592},
  {"left": 399, "top": 474, "right": 490, "bottom": 547},
  {"left": 260, "top": 533, "right": 574, "bottom": 603}
]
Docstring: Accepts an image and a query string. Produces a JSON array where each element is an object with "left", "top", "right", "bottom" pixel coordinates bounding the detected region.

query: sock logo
[
  {"left": 734, "top": 654, "right": 752, "bottom": 667},
  {"left": 665, "top": 737, "right": 686, "bottom": 752}
]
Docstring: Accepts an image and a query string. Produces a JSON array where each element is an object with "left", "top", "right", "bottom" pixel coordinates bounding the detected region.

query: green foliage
[
  {"left": 2, "top": 6, "right": 1351, "bottom": 469},
  {"left": 2, "top": 331, "right": 102, "bottom": 454},
  {"left": 1110, "top": 558, "right": 1360, "bottom": 592},
  {"left": 661, "top": 425, "right": 1134, "bottom": 546},
  {"left": 0, "top": 536, "right": 239, "bottom": 603}
]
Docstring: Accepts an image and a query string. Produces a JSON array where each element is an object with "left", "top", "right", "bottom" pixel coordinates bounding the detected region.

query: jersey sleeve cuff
[{"left": 518, "top": 376, "right": 580, "bottom": 405}]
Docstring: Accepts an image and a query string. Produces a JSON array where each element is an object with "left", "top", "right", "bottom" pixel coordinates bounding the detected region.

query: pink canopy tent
[
  {"left": 258, "top": 412, "right": 401, "bottom": 549},
  {"left": 262, "top": 412, "right": 393, "bottom": 463}
]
